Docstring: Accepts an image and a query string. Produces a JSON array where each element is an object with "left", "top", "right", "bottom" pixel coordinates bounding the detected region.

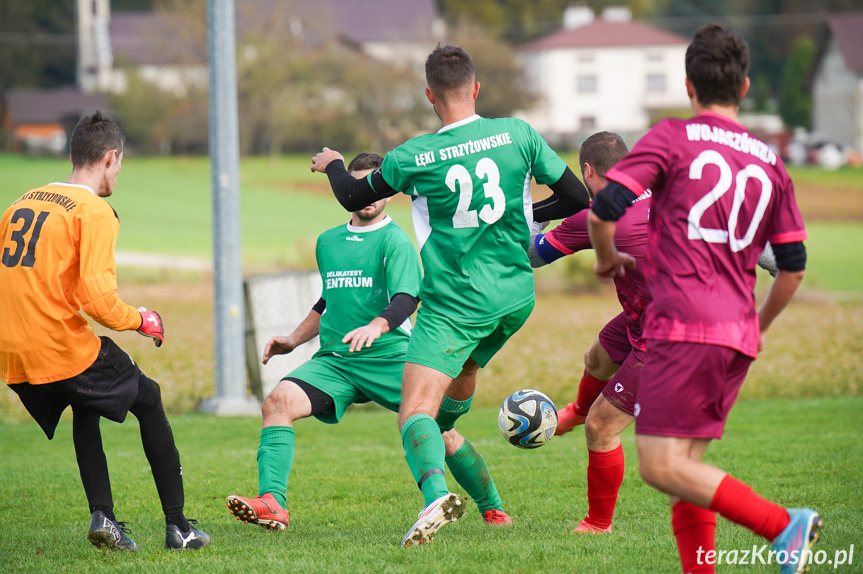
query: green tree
[
  {"left": 778, "top": 36, "right": 815, "bottom": 130},
  {"left": 0, "top": 0, "right": 75, "bottom": 92},
  {"left": 448, "top": 21, "right": 535, "bottom": 119}
]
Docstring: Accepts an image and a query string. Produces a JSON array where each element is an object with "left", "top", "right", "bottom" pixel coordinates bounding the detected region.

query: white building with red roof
[
  {"left": 811, "top": 12, "right": 863, "bottom": 154},
  {"left": 516, "top": 6, "right": 690, "bottom": 144}
]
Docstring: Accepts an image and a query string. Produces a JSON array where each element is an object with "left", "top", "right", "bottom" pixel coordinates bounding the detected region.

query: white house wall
[
  {"left": 518, "top": 45, "right": 688, "bottom": 139},
  {"left": 813, "top": 38, "right": 861, "bottom": 151}
]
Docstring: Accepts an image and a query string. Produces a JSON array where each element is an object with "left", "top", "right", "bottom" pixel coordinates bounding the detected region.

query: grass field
[
  {"left": 1, "top": 398, "right": 861, "bottom": 573},
  {"left": 1, "top": 153, "right": 861, "bottom": 572},
  {"left": 1, "top": 154, "right": 861, "bottom": 280}
]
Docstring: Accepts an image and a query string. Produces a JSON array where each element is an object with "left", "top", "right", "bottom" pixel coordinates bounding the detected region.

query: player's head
[
  {"left": 685, "top": 24, "right": 750, "bottom": 108},
  {"left": 425, "top": 44, "right": 478, "bottom": 112},
  {"left": 348, "top": 152, "right": 389, "bottom": 223},
  {"left": 69, "top": 110, "right": 125, "bottom": 197},
  {"left": 579, "top": 131, "right": 628, "bottom": 197}
]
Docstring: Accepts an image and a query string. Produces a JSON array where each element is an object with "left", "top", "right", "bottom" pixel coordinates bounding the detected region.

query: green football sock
[
  {"left": 446, "top": 438, "right": 502, "bottom": 513},
  {"left": 257, "top": 426, "right": 294, "bottom": 508},
  {"left": 401, "top": 414, "right": 449, "bottom": 506},
  {"left": 436, "top": 393, "right": 473, "bottom": 431}
]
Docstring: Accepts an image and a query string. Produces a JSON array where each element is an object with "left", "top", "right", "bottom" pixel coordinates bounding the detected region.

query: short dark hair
[
  {"left": 579, "top": 131, "right": 628, "bottom": 178},
  {"left": 685, "top": 24, "right": 749, "bottom": 107},
  {"left": 425, "top": 44, "right": 475, "bottom": 96},
  {"left": 69, "top": 110, "right": 125, "bottom": 168},
  {"left": 347, "top": 152, "right": 383, "bottom": 172}
]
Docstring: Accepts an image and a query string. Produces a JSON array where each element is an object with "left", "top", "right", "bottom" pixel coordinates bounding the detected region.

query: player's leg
[
  {"left": 574, "top": 394, "right": 634, "bottom": 533},
  {"left": 574, "top": 349, "right": 640, "bottom": 532},
  {"left": 227, "top": 369, "right": 333, "bottom": 531},
  {"left": 128, "top": 373, "right": 210, "bottom": 549},
  {"left": 557, "top": 314, "right": 627, "bottom": 435},
  {"left": 399, "top": 361, "right": 455, "bottom": 506},
  {"left": 441, "top": 422, "right": 510, "bottom": 525},
  {"left": 438, "top": 360, "right": 502, "bottom": 521},
  {"left": 636, "top": 341, "right": 819, "bottom": 574},
  {"left": 70, "top": 407, "right": 114, "bottom": 520}
]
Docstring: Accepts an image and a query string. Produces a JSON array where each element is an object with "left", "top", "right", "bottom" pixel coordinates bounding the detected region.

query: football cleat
[
  {"left": 226, "top": 493, "right": 289, "bottom": 531},
  {"left": 400, "top": 493, "right": 465, "bottom": 547},
  {"left": 554, "top": 403, "right": 587, "bottom": 436},
  {"left": 165, "top": 519, "right": 211, "bottom": 550},
  {"left": 771, "top": 508, "right": 822, "bottom": 574},
  {"left": 87, "top": 510, "right": 140, "bottom": 552},
  {"left": 572, "top": 519, "right": 612, "bottom": 533},
  {"left": 482, "top": 509, "right": 512, "bottom": 525}
]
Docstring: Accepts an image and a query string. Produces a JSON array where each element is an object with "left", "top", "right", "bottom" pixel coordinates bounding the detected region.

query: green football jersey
[
  {"left": 379, "top": 115, "right": 567, "bottom": 322},
  {"left": 314, "top": 216, "right": 422, "bottom": 357}
]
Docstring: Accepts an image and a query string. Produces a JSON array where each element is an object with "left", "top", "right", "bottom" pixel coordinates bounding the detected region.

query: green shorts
[
  {"left": 405, "top": 300, "right": 535, "bottom": 378},
  {"left": 284, "top": 352, "right": 404, "bottom": 424}
]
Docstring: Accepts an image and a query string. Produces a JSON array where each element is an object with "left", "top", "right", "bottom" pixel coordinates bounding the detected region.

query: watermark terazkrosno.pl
[{"left": 697, "top": 545, "right": 854, "bottom": 569}]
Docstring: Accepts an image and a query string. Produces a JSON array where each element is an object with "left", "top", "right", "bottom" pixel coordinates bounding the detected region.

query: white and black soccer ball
[{"left": 498, "top": 389, "right": 558, "bottom": 449}]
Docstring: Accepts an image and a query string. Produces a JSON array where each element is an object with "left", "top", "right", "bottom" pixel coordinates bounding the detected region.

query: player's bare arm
[
  {"left": 757, "top": 240, "right": 807, "bottom": 351},
  {"left": 588, "top": 211, "right": 634, "bottom": 281},
  {"left": 342, "top": 292, "right": 419, "bottom": 353},
  {"left": 342, "top": 317, "right": 389, "bottom": 353},
  {"left": 262, "top": 304, "right": 323, "bottom": 364}
]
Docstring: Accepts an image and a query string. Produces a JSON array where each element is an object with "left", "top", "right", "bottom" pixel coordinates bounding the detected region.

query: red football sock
[
  {"left": 575, "top": 369, "right": 607, "bottom": 416},
  {"left": 582, "top": 444, "right": 624, "bottom": 529},
  {"left": 709, "top": 474, "right": 790, "bottom": 541},
  {"left": 672, "top": 500, "right": 716, "bottom": 574}
]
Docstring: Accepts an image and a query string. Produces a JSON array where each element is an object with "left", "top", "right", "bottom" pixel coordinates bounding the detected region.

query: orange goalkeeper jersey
[{"left": 0, "top": 182, "right": 141, "bottom": 385}]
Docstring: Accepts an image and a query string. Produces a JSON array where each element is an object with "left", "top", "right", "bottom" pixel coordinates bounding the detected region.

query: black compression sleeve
[
  {"left": 311, "top": 297, "right": 326, "bottom": 315},
  {"left": 591, "top": 181, "right": 638, "bottom": 221},
  {"left": 324, "top": 161, "right": 400, "bottom": 212},
  {"left": 532, "top": 166, "right": 591, "bottom": 221},
  {"left": 378, "top": 293, "right": 419, "bottom": 331},
  {"left": 772, "top": 241, "right": 807, "bottom": 272}
]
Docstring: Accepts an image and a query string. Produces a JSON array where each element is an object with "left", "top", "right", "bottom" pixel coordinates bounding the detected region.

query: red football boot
[{"left": 226, "top": 493, "right": 289, "bottom": 531}]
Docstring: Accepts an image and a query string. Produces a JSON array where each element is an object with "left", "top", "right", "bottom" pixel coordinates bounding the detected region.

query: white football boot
[{"left": 400, "top": 492, "right": 465, "bottom": 547}]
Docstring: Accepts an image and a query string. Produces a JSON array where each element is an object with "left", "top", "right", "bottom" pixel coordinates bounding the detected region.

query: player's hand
[
  {"left": 310, "top": 147, "right": 344, "bottom": 173},
  {"left": 263, "top": 336, "right": 297, "bottom": 364},
  {"left": 137, "top": 307, "right": 164, "bottom": 347},
  {"left": 593, "top": 250, "right": 635, "bottom": 282},
  {"left": 342, "top": 322, "right": 385, "bottom": 353}
]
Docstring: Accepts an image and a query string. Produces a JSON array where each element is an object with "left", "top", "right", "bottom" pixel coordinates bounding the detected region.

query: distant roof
[
  {"left": 112, "top": 0, "right": 440, "bottom": 66},
  {"left": 521, "top": 19, "right": 688, "bottom": 51},
  {"left": 827, "top": 12, "right": 863, "bottom": 75},
  {"left": 4, "top": 88, "right": 109, "bottom": 125}
]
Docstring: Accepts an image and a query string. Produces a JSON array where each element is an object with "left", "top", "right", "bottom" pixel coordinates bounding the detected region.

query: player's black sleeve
[
  {"left": 378, "top": 293, "right": 419, "bottom": 331},
  {"left": 325, "top": 160, "right": 400, "bottom": 212},
  {"left": 772, "top": 241, "right": 806, "bottom": 272},
  {"left": 311, "top": 297, "right": 326, "bottom": 315},
  {"left": 591, "top": 181, "right": 638, "bottom": 221},
  {"left": 532, "top": 166, "right": 591, "bottom": 222}
]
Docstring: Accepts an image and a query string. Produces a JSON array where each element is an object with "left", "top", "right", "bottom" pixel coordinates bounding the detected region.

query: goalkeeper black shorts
[{"left": 10, "top": 336, "right": 143, "bottom": 439}]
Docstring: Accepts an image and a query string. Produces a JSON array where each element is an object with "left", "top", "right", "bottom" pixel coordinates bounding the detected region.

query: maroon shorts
[
  {"left": 597, "top": 312, "right": 631, "bottom": 364},
  {"left": 635, "top": 340, "right": 752, "bottom": 439},
  {"left": 601, "top": 346, "right": 645, "bottom": 416}
]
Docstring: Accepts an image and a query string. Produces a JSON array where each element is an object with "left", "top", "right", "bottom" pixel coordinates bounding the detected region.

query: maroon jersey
[
  {"left": 606, "top": 112, "right": 807, "bottom": 358},
  {"left": 545, "top": 193, "right": 651, "bottom": 352}
]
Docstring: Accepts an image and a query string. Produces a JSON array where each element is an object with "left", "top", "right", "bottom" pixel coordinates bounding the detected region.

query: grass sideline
[
  {"left": 1, "top": 154, "right": 861, "bottom": 282},
  {"left": 0, "top": 398, "right": 860, "bottom": 573}
]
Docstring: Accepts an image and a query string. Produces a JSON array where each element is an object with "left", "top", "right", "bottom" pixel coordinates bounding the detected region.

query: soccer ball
[{"left": 498, "top": 389, "right": 558, "bottom": 449}]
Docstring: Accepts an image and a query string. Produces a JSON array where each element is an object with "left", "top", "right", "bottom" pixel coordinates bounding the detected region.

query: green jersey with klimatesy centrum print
[
  {"left": 314, "top": 216, "right": 422, "bottom": 358},
  {"left": 378, "top": 115, "right": 567, "bottom": 323}
]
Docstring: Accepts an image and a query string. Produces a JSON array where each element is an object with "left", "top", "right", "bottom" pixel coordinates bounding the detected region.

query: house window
[
  {"left": 580, "top": 116, "right": 597, "bottom": 130},
  {"left": 577, "top": 75, "right": 597, "bottom": 93},
  {"left": 577, "top": 53, "right": 594, "bottom": 64},
  {"left": 647, "top": 73, "right": 666, "bottom": 92},
  {"left": 647, "top": 52, "right": 664, "bottom": 62}
]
